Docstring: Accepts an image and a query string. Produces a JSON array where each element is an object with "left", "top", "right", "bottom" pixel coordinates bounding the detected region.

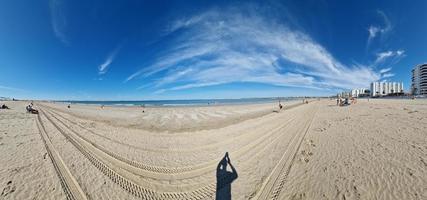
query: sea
[{"left": 59, "top": 97, "right": 304, "bottom": 107}]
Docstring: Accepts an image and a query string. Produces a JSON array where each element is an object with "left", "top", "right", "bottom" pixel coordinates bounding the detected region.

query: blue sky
[{"left": 0, "top": 0, "right": 426, "bottom": 100}]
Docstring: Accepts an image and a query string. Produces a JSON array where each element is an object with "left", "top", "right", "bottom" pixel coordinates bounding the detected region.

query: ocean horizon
[{"left": 57, "top": 97, "right": 308, "bottom": 107}]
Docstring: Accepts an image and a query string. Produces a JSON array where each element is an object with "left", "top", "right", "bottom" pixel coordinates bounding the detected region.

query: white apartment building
[
  {"left": 412, "top": 63, "right": 427, "bottom": 95},
  {"left": 351, "top": 88, "right": 369, "bottom": 97},
  {"left": 337, "top": 91, "right": 350, "bottom": 98},
  {"left": 370, "top": 81, "right": 404, "bottom": 97}
]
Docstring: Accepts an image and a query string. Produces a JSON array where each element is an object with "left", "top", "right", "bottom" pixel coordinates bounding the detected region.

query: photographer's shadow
[{"left": 215, "top": 152, "right": 238, "bottom": 200}]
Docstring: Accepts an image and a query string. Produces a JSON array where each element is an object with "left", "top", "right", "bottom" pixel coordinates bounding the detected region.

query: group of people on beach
[{"left": 336, "top": 97, "right": 357, "bottom": 106}]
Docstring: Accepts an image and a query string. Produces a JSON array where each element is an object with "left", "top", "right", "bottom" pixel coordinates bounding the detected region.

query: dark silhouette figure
[{"left": 216, "top": 152, "right": 238, "bottom": 200}]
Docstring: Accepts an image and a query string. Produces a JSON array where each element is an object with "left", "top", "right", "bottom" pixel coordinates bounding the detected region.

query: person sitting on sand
[
  {"left": 26, "top": 104, "right": 34, "bottom": 112},
  {"left": 26, "top": 104, "right": 38, "bottom": 114},
  {"left": 344, "top": 98, "right": 349, "bottom": 106},
  {"left": 1, "top": 104, "right": 9, "bottom": 109}
]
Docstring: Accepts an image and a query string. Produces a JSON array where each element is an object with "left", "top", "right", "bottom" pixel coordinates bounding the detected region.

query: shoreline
[
  {"left": 36, "top": 100, "right": 304, "bottom": 133},
  {"left": 53, "top": 97, "right": 308, "bottom": 108}
]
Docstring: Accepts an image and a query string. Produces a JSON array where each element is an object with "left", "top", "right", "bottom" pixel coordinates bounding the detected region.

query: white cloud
[
  {"left": 368, "top": 26, "right": 380, "bottom": 40},
  {"left": 127, "top": 8, "right": 385, "bottom": 93},
  {"left": 375, "top": 51, "right": 394, "bottom": 63},
  {"left": 379, "top": 67, "right": 392, "bottom": 74},
  {"left": 382, "top": 73, "right": 394, "bottom": 78},
  {"left": 165, "top": 13, "right": 210, "bottom": 34},
  {"left": 49, "top": 0, "right": 69, "bottom": 45},
  {"left": 367, "top": 10, "right": 392, "bottom": 47},
  {"left": 374, "top": 50, "right": 405, "bottom": 64},
  {"left": 98, "top": 46, "right": 122, "bottom": 75}
]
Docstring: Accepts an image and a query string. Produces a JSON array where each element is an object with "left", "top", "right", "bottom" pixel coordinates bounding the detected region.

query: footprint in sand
[
  {"left": 1, "top": 181, "right": 16, "bottom": 197},
  {"left": 300, "top": 150, "right": 314, "bottom": 163},
  {"left": 308, "top": 139, "right": 316, "bottom": 147}
]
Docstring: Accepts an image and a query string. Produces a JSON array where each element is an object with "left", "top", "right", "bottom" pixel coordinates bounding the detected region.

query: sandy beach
[{"left": 0, "top": 99, "right": 426, "bottom": 199}]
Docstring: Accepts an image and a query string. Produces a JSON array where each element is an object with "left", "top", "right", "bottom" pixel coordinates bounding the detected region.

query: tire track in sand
[
  {"left": 39, "top": 106, "right": 309, "bottom": 199},
  {"left": 38, "top": 109, "right": 230, "bottom": 199},
  {"left": 42, "top": 107, "right": 299, "bottom": 179},
  {"left": 255, "top": 103, "right": 318, "bottom": 200},
  {"left": 36, "top": 114, "right": 88, "bottom": 200}
]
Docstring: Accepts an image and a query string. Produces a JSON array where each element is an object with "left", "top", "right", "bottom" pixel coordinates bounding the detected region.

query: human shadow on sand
[{"left": 215, "top": 152, "right": 238, "bottom": 200}]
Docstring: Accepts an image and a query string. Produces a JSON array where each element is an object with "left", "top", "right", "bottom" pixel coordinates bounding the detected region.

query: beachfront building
[
  {"left": 337, "top": 91, "right": 351, "bottom": 98},
  {"left": 351, "top": 88, "right": 369, "bottom": 97},
  {"left": 411, "top": 63, "right": 427, "bottom": 95},
  {"left": 370, "top": 81, "right": 404, "bottom": 97}
]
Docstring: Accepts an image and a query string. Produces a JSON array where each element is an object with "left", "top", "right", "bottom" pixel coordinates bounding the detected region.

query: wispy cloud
[
  {"left": 165, "top": 13, "right": 209, "bottom": 34},
  {"left": 371, "top": 49, "right": 405, "bottom": 81},
  {"left": 0, "top": 85, "right": 25, "bottom": 92},
  {"left": 98, "top": 45, "right": 122, "bottom": 75},
  {"left": 379, "top": 67, "right": 392, "bottom": 74},
  {"left": 368, "top": 26, "right": 381, "bottom": 40},
  {"left": 49, "top": 0, "right": 69, "bottom": 45},
  {"left": 382, "top": 73, "right": 394, "bottom": 78},
  {"left": 127, "top": 7, "right": 386, "bottom": 93},
  {"left": 374, "top": 49, "right": 405, "bottom": 64},
  {"left": 375, "top": 51, "right": 392, "bottom": 63},
  {"left": 367, "top": 10, "right": 392, "bottom": 48}
]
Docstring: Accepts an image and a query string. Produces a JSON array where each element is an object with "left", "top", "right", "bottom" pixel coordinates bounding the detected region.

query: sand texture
[{"left": 0, "top": 99, "right": 426, "bottom": 199}]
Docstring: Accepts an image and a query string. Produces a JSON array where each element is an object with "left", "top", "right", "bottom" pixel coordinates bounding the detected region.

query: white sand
[{"left": 0, "top": 99, "right": 426, "bottom": 199}]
